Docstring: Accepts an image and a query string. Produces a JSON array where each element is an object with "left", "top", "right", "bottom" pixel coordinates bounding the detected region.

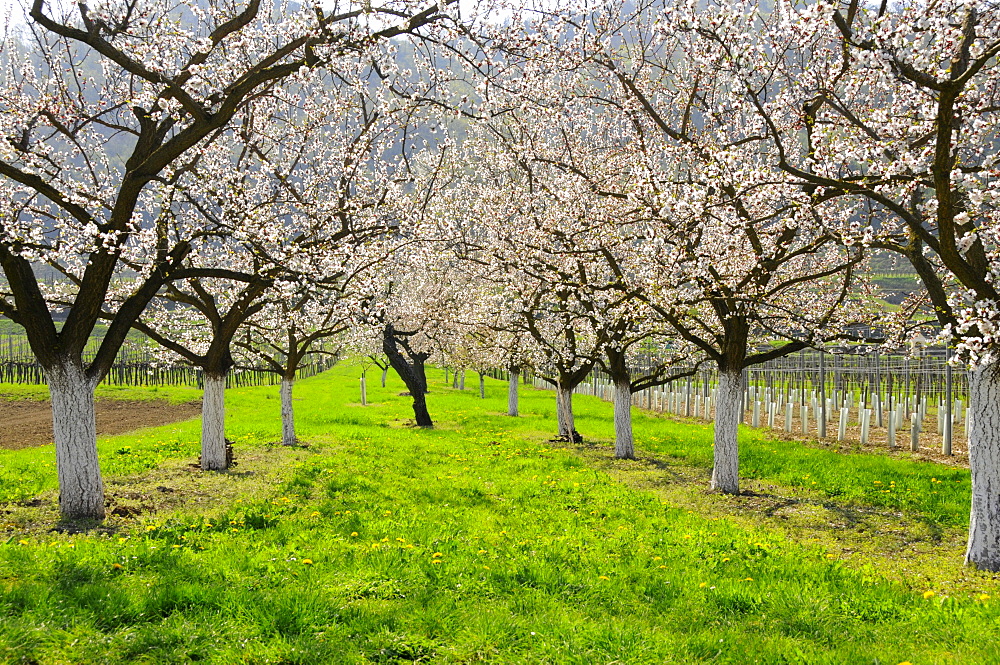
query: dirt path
[{"left": 0, "top": 399, "right": 201, "bottom": 450}]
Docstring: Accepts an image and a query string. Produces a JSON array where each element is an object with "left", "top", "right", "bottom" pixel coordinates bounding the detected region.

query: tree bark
[
  {"left": 712, "top": 370, "right": 744, "bottom": 494},
  {"left": 508, "top": 368, "right": 520, "bottom": 416},
  {"left": 605, "top": 346, "right": 635, "bottom": 459},
  {"left": 47, "top": 361, "right": 105, "bottom": 519},
  {"left": 201, "top": 373, "right": 228, "bottom": 470},
  {"left": 381, "top": 367, "right": 388, "bottom": 388},
  {"left": 966, "top": 363, "right": 1000, "bottom": 570},
  {"left": 556, "top": 385, "right": 576, "bottom": 438},
  {"left": 479, "top": 372, "right": 485, "bottom": 399},
  {"left": 280, "top": 377, "right": 296, "bottom": 447},
  {"left": 382, "top": 324, "right": 433, "bottom": 428},
  {"left": 613, "top": 379, "right": 635, "bottom": 459}
]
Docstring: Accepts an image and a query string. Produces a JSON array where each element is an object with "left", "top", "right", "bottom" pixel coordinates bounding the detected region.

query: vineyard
[{"left": 0, "top": 334, "right": 335, "bottom": 389}]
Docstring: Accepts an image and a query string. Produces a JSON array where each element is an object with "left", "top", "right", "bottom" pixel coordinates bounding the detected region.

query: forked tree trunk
[
  {"left": 508, "top": 368, "right": 520, "bottom": 416},
  {"left": 382, "top": 325, "right": 433, "bottom": 428},
  {"left": 201, "top": 373, "right": 228, "bottom": 470},
  {"left": 280, "top": 377, "right": 296, "bottom": 447},
  {"left": 711, "top": 370, "right": 744, "bottom": 494},
  {"left": 556, "top": 385, "right": 575, "bottom": 438},
  {"left": 47, "top": 361, "right": 104, "bottom": 519},
  {"left": 613, "top": 380, "right": 635, "bottom": 459},
  {"left": 966, "top": 363, "right": 1000, "bottom": 570}
]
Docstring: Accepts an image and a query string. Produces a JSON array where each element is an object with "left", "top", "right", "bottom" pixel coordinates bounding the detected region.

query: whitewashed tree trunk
[
  {"left": 556, "top": 385, "right": 575, "bottom": 438},
  {"left": 47, "top": 361, "right": 104, "bottom": 519},
  {"left": 479, "top": 372, "right": 485, "bottom": 399},
  {"left": 201, "top": 373, "right": 228, "bottom": 471},
  {"left": 711, "top": 370, "right": 744, "bottom": 495},
  {"left": 613, "top": 380, "right": 635, "bottom": 459},
  {"left": 381, "top": 367, "right": 388, "bottom": 387},
  {"left": 280, "top": 378, "right": 296, "bottom": 447},
  {"left": 508, "top": 369, "right": 519, "bottom": 416},
  {"left": 965, "top": 363, "right": 1000, "bottom": 570}
]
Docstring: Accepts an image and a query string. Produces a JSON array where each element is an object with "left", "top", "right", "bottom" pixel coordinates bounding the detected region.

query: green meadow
[{"left": 0, "top": 364, "right": 997, "bottom": 664}]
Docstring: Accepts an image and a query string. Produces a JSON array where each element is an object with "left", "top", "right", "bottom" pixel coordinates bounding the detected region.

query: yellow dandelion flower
[
  {"left": 112, "top": 563, "right": 123, "bottom": 570},
  {"left": 302, "top": 559, "right": 313, "bottom": 565},
  {"left": 432, "top": 552, "right": 443, "bottom": 558},
  {"left": 598, "top": 575, "right": 610, "bottom": 581},
  {"left": 478, "top": 549, "right": 487, "bottom": 554},
  {"left": 350, "top": 532, "right": 358, "bottom": 537},
  {"left": 722, "top": 558, "right": 730, "bottom": 562},
  {"left": 699, "top": 582, "right": 707, "bottom": 588},
  {"left": 17, "top": 539, "right": 28, "bottom": 545},
  {"left": 923, "top": 590, "right": 935, "bottom": 599},
  {"left": 979, "top": 594, "right": 991, "bottom": 601}
]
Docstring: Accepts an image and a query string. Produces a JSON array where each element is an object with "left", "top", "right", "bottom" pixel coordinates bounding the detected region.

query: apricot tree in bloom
[
  {"left": 675, "top": 0, "right": 1000, "bottom": 567},
  {"left": 474, "top": 0, "right": 868, "bottom": 488},
  {"left": 0, "top": 0, "right": 457, "bottom": 518}
]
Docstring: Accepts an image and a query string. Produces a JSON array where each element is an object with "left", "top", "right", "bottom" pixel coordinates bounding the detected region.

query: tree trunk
[
  {"left": 381, "top": 367, "right": 388, "bottom": 388},
  {"left": 556, "top": 385, "right": 576, "bottom": 438},
  {"left": 605, "top": 347, "right": 635, "bottom": 459},
  {"left": 508, "top": 368, "right": 520, "bottom": 416},
  {"left": 201, "top": 372, "right": 228, "bottom": 470},
  {"left": 280, "top": 377, "right": 296, "bottom": 447},
  {"left": 382, "top": 325, "right": 433, "bottom": 428},
  {"left": 613, "top": 379, "right": 635, "bottom": 459},
  {"left": 47, "top": 361, "right": 105, "bottom": 520},
  {"left": 965, "top": 363, "right": 1000, "bottom": 570},
  {"left": 711, "top": 370, "right": 744, "bottom": 494},
  {"left": 479, "top": 372, "right": 485, "bottom": 399}
]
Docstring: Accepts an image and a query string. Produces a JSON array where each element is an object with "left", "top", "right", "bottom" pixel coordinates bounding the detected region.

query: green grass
[{"left": 0, "top": 365, "right": 996, "bottom": 663}]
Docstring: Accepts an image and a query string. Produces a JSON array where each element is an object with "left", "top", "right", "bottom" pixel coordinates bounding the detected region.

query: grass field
[{"left": 0, "top": 365, "right": 998, "bottom": 664}]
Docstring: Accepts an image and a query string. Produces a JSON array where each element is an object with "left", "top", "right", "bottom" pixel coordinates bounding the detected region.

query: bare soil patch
[{"left": 0, "top": 398, "right": 201, "bottom": 450}]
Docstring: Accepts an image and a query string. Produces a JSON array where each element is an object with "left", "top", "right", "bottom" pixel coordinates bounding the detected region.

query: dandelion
[
  {"left": 652, "top": 556, "right": 662, "bottom": 561},
  {"left": 350, "top": 532, "right": 358, "bottom": 537},
  {"left": 302, "top": 559, "right": 313, "bottom": 565},
  {"left": 699, "top": 582, "right": 707, "bottom": 588},
  {"left": 598, "top": 575, "right": 610, "bottom": 580},
  {"left": 722, "top": 558, "right": 730, "bottom": 562},
  {"left": 478, "top": 549, "right": 487, "bottom": 554},
  {"left": 923, "top": 590, "right": 935, "bottom": 599},
  {"left": 17, "top": 539, "right": 28, "bottom": 545},
  {"left": 744, "top": 577, "right": 753, "bottom": 581},
  {"left": 432, "top": 552, "right": 443, "bottom": 558},
  {"left": 112, "top": 563, "right": 123, "bottom": 569}
]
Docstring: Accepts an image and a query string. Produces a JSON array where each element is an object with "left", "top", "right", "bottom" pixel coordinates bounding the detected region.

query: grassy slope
[{"left": 0, "top": 366, "right": 997, "bottom": 664}]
